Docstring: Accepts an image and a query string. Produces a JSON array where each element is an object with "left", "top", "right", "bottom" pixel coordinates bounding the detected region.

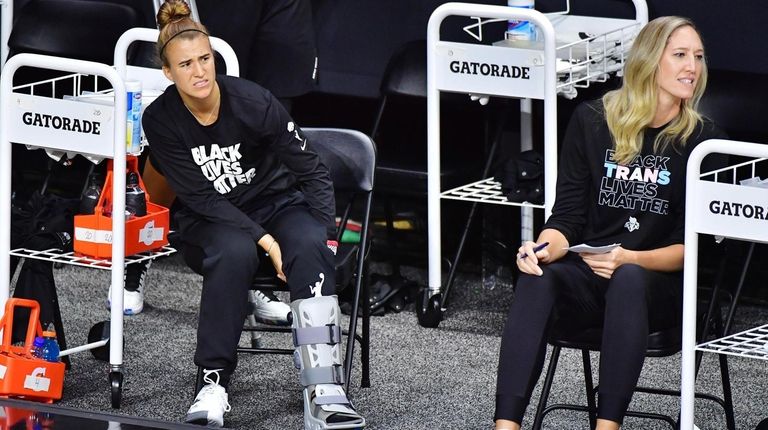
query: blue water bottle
[
  {"left": 31, "top": 336, "right": 45, "bottom": 359},
  {"left": 507, "top": 0, "right": 536, "bottom": 41},
  {"left": 40, "top": 330, "right": 61, "bottom": 362}
]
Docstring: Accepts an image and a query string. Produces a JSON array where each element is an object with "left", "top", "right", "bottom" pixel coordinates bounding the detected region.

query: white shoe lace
[
  {"left": 254, "top": 290, "right": 275, "bottom": 304},
  {"left": 197, "top": 369, "right": 231, "bottom": 413}
]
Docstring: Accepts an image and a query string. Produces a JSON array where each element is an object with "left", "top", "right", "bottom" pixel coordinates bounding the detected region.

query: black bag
[
  {"left": 494, "top": 150, "right": 544, "bottom": 204},
  {"left": 10, "top": 192, "right": 78, "bottom": 345}
]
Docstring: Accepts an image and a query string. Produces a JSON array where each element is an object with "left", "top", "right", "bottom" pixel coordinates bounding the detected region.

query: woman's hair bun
[{"left": 157, "top": 0, "right": 192, "bottom": 29}]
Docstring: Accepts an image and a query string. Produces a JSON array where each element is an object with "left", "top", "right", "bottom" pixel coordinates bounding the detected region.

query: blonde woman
[{"left": 494, "top": 16, "right": 725, "bottom": 430}]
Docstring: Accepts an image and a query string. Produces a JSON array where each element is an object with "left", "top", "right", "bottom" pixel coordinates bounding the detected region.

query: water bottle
[
  {"left": 506, "top": 0, "right": 536, "bottom": 41},
  {"left": 31, "top": 336, "right": 45, "bottom": 359},
  {"left": 40, "top": 330, "right": 60, "bottom": 362},
  {"left": 126, "top": 80, "right": 143, "bottom": 154},
  {"left": 126, "top": 172, "right": 147, "bottom": 217},
  {"left": 79, "top": 173, "right": 102, "bottom": 215}
]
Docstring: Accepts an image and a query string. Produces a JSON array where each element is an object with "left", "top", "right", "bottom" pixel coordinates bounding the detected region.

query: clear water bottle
[
  {"left": 126, "top": 80, "right": 143, "bottom": 154},
  {"left": 126, "top": 172, "right": 147, "bottom": 217},
  {"left": 79, "top": 173, "right": 102, "bottom": 215},
  {"left": 506, "top": 0, "right": 536, "bottom": 41},
  {"left": 40, "top": 330, "right": 60, "bottom": 362},
  {"left": 31, "top": 336, "right": 45, "bottom": 359}
]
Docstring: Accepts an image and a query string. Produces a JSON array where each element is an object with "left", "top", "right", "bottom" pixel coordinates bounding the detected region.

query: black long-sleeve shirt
[
  {"left": 543, "top": 100, "right": 726, "bottom": 251},
  {"left": 142, "top": 75, "right": 335, "bottom": 241}
]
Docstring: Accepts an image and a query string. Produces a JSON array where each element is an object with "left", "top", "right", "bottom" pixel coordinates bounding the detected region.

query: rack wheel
[
  {"left": 109, "top": 371, "right": 123, "bottom": 408},
  {"left": 416, "top": 290, "right": 443, "bottom": 328},
  {"left": 88, "top": 320, "right": 111, "bottom": 361}
]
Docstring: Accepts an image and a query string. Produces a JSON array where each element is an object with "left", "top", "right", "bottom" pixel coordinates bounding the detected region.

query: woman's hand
[
  {"left": 267, "top": 241, "right": 286, "bottom": 282},
  {"left": 579, "top": 246, "right": 629, "bottom": 279},
  {"left": 516, "top": 241, "right": 550, "bottom": 276},
  {"left": 258, "top": 234, "right": 286, "bottom": 282}
]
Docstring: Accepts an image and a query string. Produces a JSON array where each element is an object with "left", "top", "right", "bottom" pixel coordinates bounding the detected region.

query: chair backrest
[
  {"left": 8, "top": 0, "right": 144, "bottom": 65},
  {"left": 380, "top": 40, "right": 427, "bottom": 99},
  {"left": 303, "top": 128, "right": 376, "bottom": 194}
]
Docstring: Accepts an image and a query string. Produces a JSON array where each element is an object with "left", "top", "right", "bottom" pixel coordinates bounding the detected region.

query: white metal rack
[
  {"left": 681, "top": 139, "right": 768, "bottom": 429},
  {"left": 0, "top": 28, "right": 238, "bottom": 407},
  {"left": 421, "top": 1, "right": 647, "bottom": 326},
  {"left": 0, "top": 52, "right": 134, "bottom": 406}
]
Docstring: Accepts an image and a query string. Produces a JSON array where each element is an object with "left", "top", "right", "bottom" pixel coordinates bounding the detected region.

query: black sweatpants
[
  {"left": 495, "top": 253, "right": 682, "bottom": 425},
  {"left": 180, "top": 203, "right": 336, "bottom": 384}
]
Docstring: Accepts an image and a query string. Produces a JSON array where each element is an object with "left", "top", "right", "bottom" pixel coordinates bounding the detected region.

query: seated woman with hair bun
[{"left": 142, "top": 1, "right": 366, "bottom": 428}]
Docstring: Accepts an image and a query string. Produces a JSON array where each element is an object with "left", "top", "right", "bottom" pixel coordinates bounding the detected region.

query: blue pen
[{"left": 519, "top": 241, "right": 550, "bottom": 259}]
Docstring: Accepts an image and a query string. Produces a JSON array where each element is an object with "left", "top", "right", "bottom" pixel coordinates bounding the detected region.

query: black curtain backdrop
[{"left": 8, "top": 0, "right": 765, "bottom": 98}]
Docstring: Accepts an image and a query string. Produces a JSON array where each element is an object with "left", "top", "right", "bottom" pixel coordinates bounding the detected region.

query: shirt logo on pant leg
[{"left": 309, "top": 273, "right": 325, "bottom": 297}]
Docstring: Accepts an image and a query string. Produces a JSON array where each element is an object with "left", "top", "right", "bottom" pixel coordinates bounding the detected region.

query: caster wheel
[
  {"left": 88, "top": 320, "right": 111, "bottom": 362},
  {"left": 416, "top": 290, "right": 443, "bottom": 328},
  {"left": 109, "top": 371, "right": 123, "bottom": 409}
]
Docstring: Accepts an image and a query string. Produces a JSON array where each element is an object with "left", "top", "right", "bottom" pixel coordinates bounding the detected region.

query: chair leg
[
  {"left": 582, "top": 350, "right": 597, "bottom": 429},
  {"left": 532, "top": 346, "right": 562, "bottom": 430},
  {"left": 718, "top": 353, "right": 736, "bottom": 430},
  {"left": 344, "top": 282, "right": 358, "bottom": 393},
  {"left": 344, "top": 208, "right": 373, "bottom": 391},
  {"left": 361, "top": 261, "right": 371, "bottom": 388}
]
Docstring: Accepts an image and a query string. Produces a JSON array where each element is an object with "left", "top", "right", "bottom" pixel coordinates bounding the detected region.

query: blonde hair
[
  {"left": 602, "top": 16, "right": 707, "bottom": 164},
  {"left": 156, "top": 0, "right": 210, "bottom": 67}
]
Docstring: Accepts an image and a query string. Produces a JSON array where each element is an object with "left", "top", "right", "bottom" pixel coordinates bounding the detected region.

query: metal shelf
[
  {"left": 696, "top": 324, "right": 768, "bottom": 361},
  {"left": 440, "top": 178, "right": 545, "bottom": 209},
  {"left": 681, "top": 140, "right": 768, "bottom": 428},
  {"left": 10, "top": 246, "right": 176, "bottom": 270}
]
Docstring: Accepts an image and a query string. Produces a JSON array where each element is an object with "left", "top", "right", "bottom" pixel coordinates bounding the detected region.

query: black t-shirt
[
  {"left": 543, "top": 100, "right": 727, "bottom": 251},
  {"left": 142, "top": 75, "right": 335, "bottom": 241}
]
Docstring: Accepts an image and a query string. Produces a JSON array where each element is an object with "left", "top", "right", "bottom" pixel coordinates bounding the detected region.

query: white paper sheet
[{"left": 566, "top": 243, "right": 621, "bottom": 254}]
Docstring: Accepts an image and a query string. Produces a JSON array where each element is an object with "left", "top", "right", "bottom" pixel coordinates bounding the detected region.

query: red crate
[
  {"left": 0, "top": 299, "right": 65, "bottom": 403},
  {"left": 74, "top": 156, "right": 169, "bottom": 259}
]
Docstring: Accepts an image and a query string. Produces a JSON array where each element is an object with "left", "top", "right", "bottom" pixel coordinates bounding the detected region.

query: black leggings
[
  {"left": 180, "top": 203, "right": 336, "bottom": 384},
  {"left": 494, "top": 253, "right": 682, "bottom": 425}
]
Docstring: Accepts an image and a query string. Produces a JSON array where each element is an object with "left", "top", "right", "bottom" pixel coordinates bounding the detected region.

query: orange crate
[
  {"left": 0, "top": 299, "right": 65, "bottom": 403},
  {"left": 74, "top": 156, "right": 169, "bottom": 259}
]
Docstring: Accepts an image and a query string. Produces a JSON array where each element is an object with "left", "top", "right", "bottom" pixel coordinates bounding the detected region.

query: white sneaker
[
  {"left": 250, "top": 290, "right": 292, "bottom": 326},
  {"left": 185, "top": 369, "right": 231, "bottom": 427},
  {"left": 107, "top": 260, "right": 150, "bottom": 315}
]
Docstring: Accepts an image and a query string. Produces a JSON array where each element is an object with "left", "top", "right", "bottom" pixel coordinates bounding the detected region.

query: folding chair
[{"left": 532, "top": 300, "right": 735, "bottom": 430}]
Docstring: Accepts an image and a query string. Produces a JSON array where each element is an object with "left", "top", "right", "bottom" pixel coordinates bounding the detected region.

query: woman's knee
[
  {"left": 203, "top": 235, "right": 259, "bottom": 274},
  {"left": 607, "top": 264, "right": 648, "bottom": 300},
  {"left": 514, "top": 269, "right": 560, "bottom": 300}
]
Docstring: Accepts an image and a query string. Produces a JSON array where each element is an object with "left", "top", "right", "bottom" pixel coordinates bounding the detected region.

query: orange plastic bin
[
  {"left": 74, "top": 156, "right": 169, "bottom": 259},
  {"left": 0, "top": 299, "right": 65, "bottom": 403}
]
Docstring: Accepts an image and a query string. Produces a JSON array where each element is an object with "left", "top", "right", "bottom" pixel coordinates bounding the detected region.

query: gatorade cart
[{"left": 0, "top": 19, "right": 239, "bottom": 408}]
